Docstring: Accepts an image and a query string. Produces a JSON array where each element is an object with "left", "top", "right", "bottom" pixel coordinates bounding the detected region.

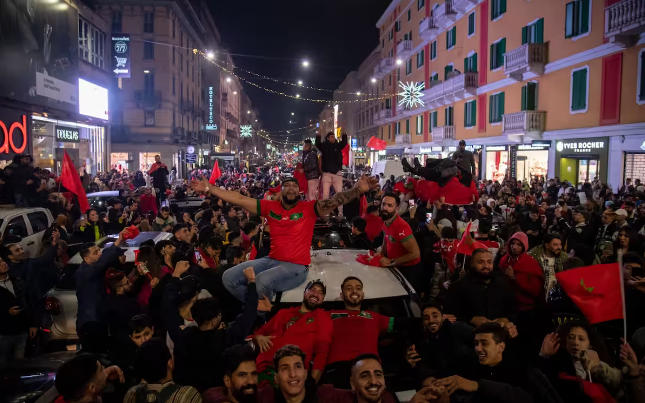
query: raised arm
[
  {"left": 191, "top": 178, "right": 259, "bottom": 214},
  {"left": 315, "top": 175, "right": 378, "bottom": 216},
  {"left": 315, "top": 134, "right": 323, "bottom": 150}
]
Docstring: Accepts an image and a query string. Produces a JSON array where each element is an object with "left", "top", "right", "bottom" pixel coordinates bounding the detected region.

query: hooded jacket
[
  {"left": 499, "top": 232, "right": 545, "bottom": 311},
  {"left": 302, "top": 148, "right": 321, "bottom": 180},
  {"left": 315, "top": 133, "right": 347, "bottom": 174}
]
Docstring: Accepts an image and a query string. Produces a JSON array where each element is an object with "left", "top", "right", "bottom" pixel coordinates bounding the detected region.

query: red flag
[
  {"left": 209, "top": 160, "right": 221, "bottom": 185},
  {"left": 359, "top": 195, "right": 367, "bottom": 216},
  {"left": 342, "top": 144, "right": 349, "bottom": 165},
  {"left": 366, "top": 136, "right": 387, "bottom": 151},
  {"left": 456, "top": 222, "right": 487, "bottom": 255},
  {"left": 61, "top": 151, "right": 90, "bottom": 213},
  {"left": 249, "top": 244, "right": 258, "bottom": 260},
  {"left": 555, "top": 263, "right": 624, "bottom": 324},
  {"left": 413, "top": 178, "right": 477, "bottom": 205}
]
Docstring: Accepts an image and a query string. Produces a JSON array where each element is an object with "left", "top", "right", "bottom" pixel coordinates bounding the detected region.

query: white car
[{"left": 0, "top": 207, "right": 54, "bottom": 257}]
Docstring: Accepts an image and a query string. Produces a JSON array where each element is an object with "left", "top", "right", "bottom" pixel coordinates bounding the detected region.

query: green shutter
[
  {"left": 565, "top": 2, "right": 576, "bottom": 38},
  {"left": 522, "top": 26, "right": 528, "bottom": 45},
  {"left": 408, "top": 9, "right": 411, "bottom": 21},
  {"left": 446, "top": 30, "right": 449, "bottom": 49},
  {"left": 579, "top": 0, "right": 590, "bottom": 34},
  {"left": 452, "top": 27, "right": 456, "bottom": 48},
  {"left": 464, "top": 57, "right": 469, "bottom": 72},
  {"left": 471, "top": 100, "right": 477, "bottom": 127},
  {"left": 521, "top": 86, "right": 527, "bottom": 111},
  {"left": 433, "top": 111, "right": 438, "bottom": 128},
  {"left": 500, "top": 0, "right": 507, "bottom": 14},
  {"left": 490, "top": 44, "right": 495, "bottom": 69},
  {"left": 491, "top": 0, "right": 497, "bottom": 19},
  {"left": 489, "top": 95, "right": 493, "bottom": 122},
  {"left": 499, "top": 38, "right": 506, "bottom": 69},
  {"left": 419, "top": 115, "right": 423, "bottom": 134},
  {"left": 527, "top": 82, "right": 537, "bottom": 110},
  {"left": 469, "top": 13, "right": 475, "bottom": 35},
  {"left": 640, "top": 52, "right": 645, "bottom": 101},
  {"left": 406, "top": 119, "right": 410, "bottom": 133},
  {"left": 444, "top": 108, "right": 448, "bottom": 126},
  {"left": 536, "top": 18, "right": 544, "bottom": 43},
  {"left": 472, "top": 53, "right": 478, "bottom": 72},
  {"left": 499, "top": 92, "right": 505, "bottom": 121},
  {"left": 464, "top": 103, "right": 468, "bottom": 126}
]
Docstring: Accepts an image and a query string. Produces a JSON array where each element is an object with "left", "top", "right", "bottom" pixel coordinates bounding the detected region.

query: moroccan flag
[
  {"left": 61, "top": 151, "right": 90, "bottom": 213},
  {"left": 209, "top": 160, "right": 221, "bottom": 185},
  {"left": 555, "top": 263, "right": 624, "bottom": 324},
  {"left": 342, "top": 144, "right": 349, "bottom": 165},
  {"left": 367, "top": 136, "right": 387, "bottom": 151},
  {"left": 456, "top": 222, "right": 487, "bottom": 255},
  {"left": 249, "top": 244, "right": 258, "bottom": 260},
  {"left": 359, "top": 195, "right": 368, "bottom": 216}
]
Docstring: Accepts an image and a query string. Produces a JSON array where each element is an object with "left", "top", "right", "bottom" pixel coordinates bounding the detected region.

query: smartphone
[
  {"left": 194, "top": 251, "right": 202, "bottom": 262},
  {"left": 409, "top": 199, "right": 415, "bottom": 208},
  {"left": 426, "top": 212, "right": 432, "bottom": 223},
  {"left": 601, "top": 241, "right": 613, "bottom": 254}
]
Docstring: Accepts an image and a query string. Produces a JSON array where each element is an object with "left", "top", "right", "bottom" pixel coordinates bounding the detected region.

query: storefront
[
  {"left": 32, "top": 115, "right": 106, "bottom": 175},
  {"left": 607, "top": 134, "right": 645, "bottom": 190},
  {"left": 418, "top": 147, "right": 443, "bottom": 163},
  {"left": 385, "top": 147, "right": 405, "bottom": 161},
  {"left": 353, "top": 147, "right": 367, "bottom": 166},
  {"left": 484, "top": 145, "right": 509, "bottom": 182},
  {"left": 0, "top": 106, "right": 30, "bottom": 169},
  {"left": 514, "top": 140, "right": 550, "bottom": 182},
  {"left": 555, "top": 138, "right": 608, "bottom": 184}
]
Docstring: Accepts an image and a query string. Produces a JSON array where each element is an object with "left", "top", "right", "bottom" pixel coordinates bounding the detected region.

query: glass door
[{"left": 577, "top": 159, "right": 599, "bottom": 182}]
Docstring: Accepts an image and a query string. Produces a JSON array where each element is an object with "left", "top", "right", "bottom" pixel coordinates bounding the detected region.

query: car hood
[{"left": 279, "top": 249, "right": 412, "bottom": 303}]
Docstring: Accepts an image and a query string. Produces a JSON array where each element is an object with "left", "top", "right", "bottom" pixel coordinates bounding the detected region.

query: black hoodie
[{"left": 315, "top": 134, "right": 347, "bottom": 174}]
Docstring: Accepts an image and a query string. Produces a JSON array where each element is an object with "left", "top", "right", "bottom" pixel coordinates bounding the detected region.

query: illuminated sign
[
  {"left": 556, "top": 140, "right": 605, "bottom": 153},
  {"left": 398, "top": 81, "right": 425, "bottom": 108},
  {"left": 55, "top": 125, "right": 80, "bottom": 143},
  {"left": 0, "top": 114, "right": 27, "bottom": 154},
  {"left": 206, "top": 87, "right": 217, "bottom": 130},
  {"left": 351, "top": 138, "right": 357, "bottom": 149},
  {"left": 240, "top": 125, "right": 252, "bottom": 138},
  {"left": 111, "top": 34, "right": 131, "bottom": 78},
  {"left": 79, "top": 79, "right": 108, "bottom": 120},
  {"left": 486, "top": 145, "right": 508, "bottom": 151}
]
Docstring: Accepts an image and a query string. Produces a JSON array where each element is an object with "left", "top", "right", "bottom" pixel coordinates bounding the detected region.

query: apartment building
[
  {"left": 355, "top": 49, "right": 383, "bottom": 165},
  {"left": 374, "top": 0, "right": 645, "bottom": 187}
]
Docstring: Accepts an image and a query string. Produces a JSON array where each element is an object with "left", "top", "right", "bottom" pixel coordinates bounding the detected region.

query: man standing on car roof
[
  {"left": 149, "top": 155, "right": 169, "bottom": 207},
  {"left": 251, "top": 280, "right": 333, "bottom": 384},
  {"left": 190, "top": 174, "right": 378, "bottom": 302}
]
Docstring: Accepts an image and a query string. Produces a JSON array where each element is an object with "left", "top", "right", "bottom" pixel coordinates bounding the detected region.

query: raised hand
[
  {"left": 254, "top": 335, "right": 275, "bottom": 352},
  {"left": 257, "top": 296, "right": 272, "bottom": 312},
  {"left": 540, "top": 332, "right": 560, "bottom": 357},
  {"left": 357, "top": 175, "right": 379, "bottom": 193},
  {"left": 406, "top": 345, "right": 421, "bottom": 368},
  {"left": 190, "top": 178, "right": 210, "bottom": 193}
]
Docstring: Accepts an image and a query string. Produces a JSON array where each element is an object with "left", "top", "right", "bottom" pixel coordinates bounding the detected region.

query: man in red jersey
[
  {"left": 252, "top": 280, "right": 332, "bottom": 384},
  {"left": 191, "top": 175, "right": 378, "bottom": 302},
  {"left": 378, "top": 192, "right": 423, "bottom": 294}
]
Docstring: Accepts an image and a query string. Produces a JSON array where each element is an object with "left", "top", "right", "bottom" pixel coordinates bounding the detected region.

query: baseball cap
[
  {"left": 282, "top": 177, "right": 300, "bottom": 187},
  {"left": 615, "top": 208, "right": 628, "bottom": 217},
  {"left": 305, "top": 279, "right": 326, "bottom": 294}
]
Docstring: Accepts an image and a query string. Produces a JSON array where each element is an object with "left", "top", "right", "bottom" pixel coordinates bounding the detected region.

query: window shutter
[
  {"left": 469, "top": 13, "right": 475, "bottom": 35},
  {"left": 499, "top": 38, "right": 506, "bottom": 68},
  {"left": 536, "top": 18, "right": 544, "bottom": 43},
  {"left": 464, "top": 57, "right": 469, "bottom": 72},
  {"left": 499, "top": 92, "right": 505, "bottom": 120},
  {"left": 452, "top": 27, "right": 457, "bottom": 47},
  {"left": 419, "top": 115, "right": 423, "bottom": 134},
  {"left": 471, "top": 100, "right": 477, "bottom": 127},
  {"left": 491, "top": 0, "right": 497, "bottom": 19},
  {"left": 464, "top": 103, "right": 468, "bottom": 126},
  {"left": 521, "top": 86, "right": 527, "bottom": 111},
  {"left": 489, "top": 95, "right": 494, "bottom": 122},
  {"left": 572, "top": 70, "right": 581, "bottom": 109},
  {"left": 522, "top": 26, "right": 528, "bottom": 45},
  {"left": 408, "top": 9, "right": 411, "bottom": 21},
  {"left": 472, "top": 53, "right": 478, "bottom": 72},
  {"left": 640, "top": 52, "right": 645, "bottom": 101},
  {"left": 500, "top": 0, "right": 507, "bottom": 14},
  {"left": 527, "top": 82, "right": 537, "bottom": 110},
  {"left": 565, "top": 2, "right": 576, "bottom": 38},
  {"left": 433, "top": 111, "right": 438, "bottom": 128},
  {"left": 579, "top": 69, "right": 587, "bottom": 110},
  {"left": 490, "top": 44, "right": 495, "bottom": 69},
  {"left": 406, "top": 119, "right": 410, "bottom": 133},
  {"left": 445, "top": 108, "right": 448, "bottom": 126},
  {"left": 580, "top": 0, "right": 590, "bottom": 34},
  {"left": 448, "top": 107, "right": 454, "bottom": 125}
]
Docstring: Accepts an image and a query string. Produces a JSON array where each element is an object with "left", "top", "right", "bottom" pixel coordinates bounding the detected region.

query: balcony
[
  {"left": 171, "top": 127, "right": 186, "bottom": 144},
  {"left": 395, "top": 133, "right": 412, "bottom": 145},
  {"left": 504, "top": 43, "right": 547, "bottom": 81},
  {"left": 434, "top": 0, "right": 458, "bottom": 29},
  {"left": 182, "top": 100, "right": 194, "bottom": 113},
  {"left": 419, "top": 17, "right": 439, "bottom": 40},
  {"left": 443, "top": 72, "right": 478, "bottom": 101},
  {"left": 453, "top": 0, "right": 478, "bottom": 13},
  {"left": 423, "top": 82, "right": 445, "bottom": 107},
  {"left": 226, "top": 128, "right": 237, "bottom": 138},
  {"left": 432, "top": 126, "right": 456, "bottom": 145},
  {"left": 373, "top": 57, "right": 394, "bottom": 80},
  {"left": 396, "top": 40, "right": 414, "bottom": 60},
  {"left": 502, "top": 111, "right": 546, "bottom": 141},
  {"left": 375, "top": 109, "right": 392, "bottom": 123},
  {"left": 111, "top": 125, "right": 130, "bottom": 143},
  {"left": 605, "top": 0, "right": 645, "bottom": 48},
  {"left": 134, "top": 90, "right": 161, "bottom": 110}
]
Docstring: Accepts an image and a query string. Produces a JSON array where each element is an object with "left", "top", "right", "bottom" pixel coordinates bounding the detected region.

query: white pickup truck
[{"left": 0, "top": 207, "right": 55, "bottom": 257}]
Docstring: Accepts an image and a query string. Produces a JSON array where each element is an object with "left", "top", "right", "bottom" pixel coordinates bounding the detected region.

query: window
[
  {"left": 381, "top": 127, "right": 384, "bottom": 139},
  {"left": 638, "top": 49, "right": 645, "bottom": 104},
  {"left": 464, "top": 100, "right": 477, "bottom": 128},
  {"left": 78, "top": 18, "right": 105, "bottom": 69},
  {"left": 490, "top": 38, "right": 506, "bottom": 70},
  {"left": 396, "top": 122, "right": 401, "bottom": 134},
  {"left": 144, "top": 12, "right": 154, "bottom": 33},
  {"left": 418, "top": 0, "right": 425, "bottom": 10},
  {"left": 416, "top": 115, "right": 423, "bottom": 135},
  {"left": 389, "top": 74, "right": 392, "bottom": 86},
  {"left": 521, "top": 82, "right": 538, "bottom": 111},
  {"left": 445, "top": 106, "right": 454, "bottom": 126},
  {"left": 111, "top": 11, "right": 122, "bottom": 33},
  {"left": 565, "top": 0, "right": 590, "bottom": 39},
  {"left": 388, "top": 125, "right": 391, "bottom": 140},
  {"left": 27, "top": 212, "right": 49, "bottom": 233},
  {"left": 382, "top": 39, "right": 385, "bottom": 48},
  {"left": 3, "top": 216, "right": 28, "bottom": 238},
  {"left": 409, "top": 31, "right": 413, "bottom": 41},
  {"left": 173, "top": 20, "right": 175, "bottom": 38},
  {"left": 489, "top": 92, "right": 505, "bottom": 123},
  {"left": 417, "top": 50, "right": 425, "bottom": 68},
  {"left": 389, "top": 29, "right": 394, "bottom": 41},
  {"left": 429, "top": 111, "right": 438, "bottom": 129},
  {"left": 143, "top": 42, "right": 154, "bottom": 59},
  {"left": 406, "top": 59, "right": 413, "bottom": 75},
  {"left": 464, "top": 53, "right": 478, "bottom": 73},
  {"left": 144, "top": 72, "right": 155, "bottom": 93},
  {"left": 570, "top": 66, "right": 588, "bottom": 113},
  {"left": 385, "top": 98, "right": 392, "bottom": 109},
  {"left": 431, "top": 71, "right": 439, "bottom": 82},
  {"left": 405, "top": 119, "right": 410, "bottom": 134},
  {"left": 444, "top": 64, "right": 453, "bottom": 80},
  {"left": 180, "top": 54, "right": 183, "bottom": 71},
  {"left": 408, "top": 9, "right": 411, "bottom": 22},
  {"left": 395, "top": 21, "right": 401, "bottom": 33},
  {"left": 468, "top": 12, "right": 476, "bottom": 37},
  {"left": 431, "top": 40, "right": 437, "bottom": 60},
  {"left": 523, "top": 18, "right": 544, "bottom": 44},
  {"left": 491, "top": 0, "right": 507, "bottom": 20},
  {"left": 145, "top": 110, "right": 155, "bottom": 126},
  {"left": 446, "top": 26, "right": 456, "bottom": 50}
]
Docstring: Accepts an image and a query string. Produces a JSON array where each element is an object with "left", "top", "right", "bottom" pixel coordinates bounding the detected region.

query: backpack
[{"left": 134, "top": 383, "right": 181, "bottom": 403}]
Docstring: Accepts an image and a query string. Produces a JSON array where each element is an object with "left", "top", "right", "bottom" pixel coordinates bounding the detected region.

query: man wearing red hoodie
[{"left": 498, "top": 232, "right": 545, "bottom": 312}]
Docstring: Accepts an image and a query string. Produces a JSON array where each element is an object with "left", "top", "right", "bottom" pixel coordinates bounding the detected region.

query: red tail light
[{"left": 44, "top": 296, "right": 61, "bottom": 316}]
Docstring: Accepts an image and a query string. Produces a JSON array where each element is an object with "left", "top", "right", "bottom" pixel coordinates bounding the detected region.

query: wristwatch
[
  {"left": 204, "top": 185, "right": 211, "bottom": 192},
  {"left": 389, "top": 259, "right": 396, "bottom": 267}
]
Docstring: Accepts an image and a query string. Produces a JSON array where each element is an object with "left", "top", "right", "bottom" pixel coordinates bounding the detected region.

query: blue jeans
[
  {"left": 222, "top": 257, "right": 309, "bottom": 302},
  {"left": 0, "top": 333, "right": 26, "bottom": 370}
]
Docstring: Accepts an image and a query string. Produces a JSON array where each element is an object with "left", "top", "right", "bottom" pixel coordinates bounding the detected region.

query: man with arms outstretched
[{"left": 190, "top": 175, "right": 378, "bottom": 301}]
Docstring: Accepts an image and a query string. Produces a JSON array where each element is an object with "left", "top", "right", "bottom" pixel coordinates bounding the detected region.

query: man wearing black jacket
[
  {"left": 316, "top": 132, "right": 347, "bottom": 215},
  {"left": 350, "top": 217, "right": 372, "bottom": 249},
  {"left": 148, "top": 155, "right": 169, "bottom": 207}
]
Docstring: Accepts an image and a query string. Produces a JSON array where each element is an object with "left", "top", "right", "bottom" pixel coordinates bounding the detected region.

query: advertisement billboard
[
  {"left": 0, "top": 2, "right": 79, "bottom": 112},
  {"left": 79, "top": 79, "right": 109, "bottom": 120},
  {"left": 0, "top": 107, "right": 29, "bottom": 160},
  {"left": 111, "top": 34, "right": 131, "bottom": 78}
]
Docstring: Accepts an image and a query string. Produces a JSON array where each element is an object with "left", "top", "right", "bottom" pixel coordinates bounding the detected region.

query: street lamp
[
  {"left": 226, "top": 77, "right": 232, "bottom": 83},
  {"left": 396, "top": 59, "right": 403, "bottom": 65},
  {"left": 296, "top": 94, "right": 300, "bottom": 98},
  {"left": 371, "top": 78, "right": 377, "bottom": 83},
  {"left": 356, "top": 92, "right": 361, "bottom": 96},
  {"left": 206, "top": 52, "right": 214, "bottom": 59},
  {"left": 297, "top": 80, "right": 303, "bottom": 85},
  {"left": 302, "top": 60, "right": 310, "bottom": 67},
  {"left": 291, "top": 112, "right": 295, "bottom": 115}
]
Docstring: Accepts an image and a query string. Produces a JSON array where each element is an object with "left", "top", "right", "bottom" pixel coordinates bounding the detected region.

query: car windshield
[{"left": 98, "top": 232, "right": 161, "bottom": 248}]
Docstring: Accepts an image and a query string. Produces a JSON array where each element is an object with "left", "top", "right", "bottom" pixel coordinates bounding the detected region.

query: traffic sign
[{"left": 185, "top": 153, "right": 197, "bottom": 163}]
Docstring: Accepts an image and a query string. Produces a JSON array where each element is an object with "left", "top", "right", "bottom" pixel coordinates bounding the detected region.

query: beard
[
  {"left": 344, "top": 294, "right": 363, "bottom": 309},
  {"left": 380, "top": 210, "right": 395, "bottom": 221},
  {"left": 302, "top": 298, "right": 322, "bottom": 311},
  {"left": 231, "top": 385, "right": 257, "bottom": 403},
  {"left": 282, "top": 193, "right": 299, "bottom": 205}
]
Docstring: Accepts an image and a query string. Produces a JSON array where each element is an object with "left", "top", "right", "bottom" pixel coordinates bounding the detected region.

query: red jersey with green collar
[
  {"left": 384, "top": 215, "right": 420, "bottom": 266},
  {"left": 254, "top": 307, "right": 333, "bottom": 373},
  {"left": 327, "top": 310, "right": 393, "bottom": 364},
  {"left": 257, "top": 199, "right": 318, "bottom": 265}
]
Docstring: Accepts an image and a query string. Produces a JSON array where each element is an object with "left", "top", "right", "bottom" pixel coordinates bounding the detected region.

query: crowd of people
[{"left": 1, "top": 133, "right": 645, "bottom": 403}]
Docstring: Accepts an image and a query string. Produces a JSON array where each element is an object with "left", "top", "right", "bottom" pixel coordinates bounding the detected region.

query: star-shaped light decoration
[
  {"left": 240, "top": 125, "right": 253, "bottom": 138},
  {"left": 398, "top": 81, "right": 425, "bottom": 108}
]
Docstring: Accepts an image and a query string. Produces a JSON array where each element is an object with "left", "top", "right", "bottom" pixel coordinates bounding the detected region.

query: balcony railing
[
  {"left": 504, "top": 43, "right": 547, "bottom": 81},
  {"left": 134, "top": 90, "right": 162, "bottom": 109},
  {"left": 423, "top": 82, "right": 444, "bottom": 105},
  {"left": 396, "top": 40, "right": 413, "bottom": 60},
  {"left": 604, "top": 0, "right": 645, "bottom": 48},
  {"left": 434, "top": 0, "right": 457, "bottom": 28},
  {"left": 373, "top": 57, "right": 394, "bottom": 80},
  {"left": 419, "top": 17, "right": 439, "bottom": 40},
  {"left": 375, "top": 109, "right": 392, "bottom": 122},
  {"left": 432, "top": 126, "right": 456, "bottom": 143},
  {"left": 226, "top": 128, "right": 237, "bottom": 138},
  {"left": 395, "top": 133, "right": 412, "bottom": 145},
  {"left": 453, "top": 0, "right": 477, "bottom": 13},
  {"left": 443, "top": 72, "right": 478, "bottom": 99},
  {"left": 502, "top": 111, "right": 546, "bottom": 138}
]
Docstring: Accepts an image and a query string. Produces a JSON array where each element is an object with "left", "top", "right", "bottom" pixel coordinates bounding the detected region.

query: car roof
[
  {"left": 87, "top": 191, "right": 120, "bottom": 197},
  {"left": 0, "top": 207, "right": 48, "bottom": 219},
  {"left": 67, "top": 232, "right": 173, "bottom": 264},
  {"left": 279, "top": 249, "right": 412, "bottom": 303}
]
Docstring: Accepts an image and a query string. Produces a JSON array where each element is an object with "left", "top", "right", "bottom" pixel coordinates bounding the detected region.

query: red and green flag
[
  {"left": 555, "top": 263, "right": 624, "bottom": 324},
  {"left": 456, "top": 221, "right": 487, "bottom": 255}
]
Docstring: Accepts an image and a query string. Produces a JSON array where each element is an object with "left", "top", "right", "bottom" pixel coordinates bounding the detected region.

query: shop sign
[
  {"left": 0, "top": 114, "right": 28, "bottom": 154},
  {"left": 185, "top": 153, "right": 197, "bottom": 163},
  {"left": 79, "top": 79, "right": 109, "bottom": 120},
  {"left": 640, "top": 141, "right": 645, "bottom": 151},
  {"left": 419, "top": 147, "right": 433, "bottom": 153},
  {"left": 531, "top": 140, "right": 551, "bottom": 148},
  {"left": 351, "top": 138, "right": 357, "bottom": 149},
  {"left": 486, "top": 145, "right": 508, "bottom": 151},
  {"left": 465, "top": 145, "right": 482, "bottom": 152},
  {"left": 112, "top": 34, "right": 131, "bottom": 78},
  {"left": 206, "top": 87, "right": 217, "bottom": 130},
  {"left": 518, "top": 144, "right": 549, "bottom": 151},
  {"left": 446, "top": 147, "right": 457, "bottom": 152},
  {"left": 55, "top": 125, "right": 80, "bottom": 143},
  {"left": 509, "top": 146, "right": 517, "bottom": 179},
  {"left": 556, "top": 140, "right": 605, "bottom": 153},
  {"left": 431, "top": 147, "right": 442, "bottom": 152}
]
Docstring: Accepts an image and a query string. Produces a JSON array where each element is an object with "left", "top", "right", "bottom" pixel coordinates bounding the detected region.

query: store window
[
  {"left": 79, "top": 19, "right": 105, "bottom": 69},
  {"left": 485, "top": 146, "right": 508, "bottom": 182},
  {"left": 140, "top": 152, "right": 161, "bottom": 172},
  {"left": 624, "top": 154, "right": 645, "bottom": 183},
  {"left": 516, "top": 149, "right": 548, "bottom": 181}
]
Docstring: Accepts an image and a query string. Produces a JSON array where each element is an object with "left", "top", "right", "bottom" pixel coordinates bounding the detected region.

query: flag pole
[{"left": 617, "top": 257, "right": 628, "bottom": 343}]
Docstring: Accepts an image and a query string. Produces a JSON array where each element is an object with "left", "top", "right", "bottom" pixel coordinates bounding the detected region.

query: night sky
[{"left": 210, "top": 0, "right": 391, "bottom": 141}]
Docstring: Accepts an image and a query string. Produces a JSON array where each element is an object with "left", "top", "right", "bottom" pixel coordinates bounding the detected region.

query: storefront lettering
[
  {"left": 55, "top": 125, "right": 80, "bottom": 143},
  {"left": 556, "top": 141, "right": 605, "bottom": 153},
  {"left": 419, "top": 147, "right": 433, "bottom": 153},
  {"left": 486, "top": 145, "right": 508, "bottom": 151},
  {"left": 0, "top": 115, "right": 27, "bottom": 154},
  {"left": 206, "top": 87, "right": 217, "bottom": 130}
]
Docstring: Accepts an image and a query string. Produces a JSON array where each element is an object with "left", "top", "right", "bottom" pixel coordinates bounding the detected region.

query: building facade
[
  {"left": 355, "top": 49, "right": 382, "bottom": 165},
  {"left": 373, "top": 0, "right": 645, "bottom": 187}
]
